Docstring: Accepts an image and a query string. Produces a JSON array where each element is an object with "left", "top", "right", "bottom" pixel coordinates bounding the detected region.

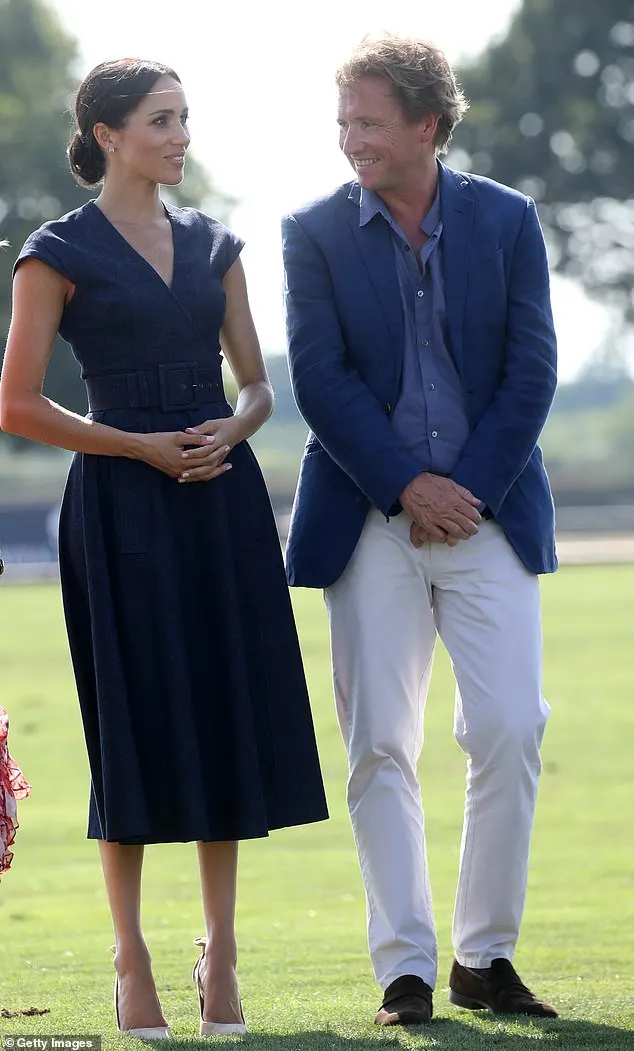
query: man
[{"left": 281, "top": 33, "right": 559, "bottom": 1026}]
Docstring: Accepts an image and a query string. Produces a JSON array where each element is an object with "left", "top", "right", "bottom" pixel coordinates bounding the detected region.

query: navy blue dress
[{"left": 17, "top": 201, "right": 328, "bottom": 844}]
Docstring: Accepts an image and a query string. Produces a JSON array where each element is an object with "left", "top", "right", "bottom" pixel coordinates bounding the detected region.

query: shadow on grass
[{"left": 169, "top": 1016, "right": 634, "bottom": 1050}]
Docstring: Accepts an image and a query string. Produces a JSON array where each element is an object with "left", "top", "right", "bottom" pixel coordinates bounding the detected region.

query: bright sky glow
[{"left": 48, "top": 0, "right": 610, "bottom": 380}]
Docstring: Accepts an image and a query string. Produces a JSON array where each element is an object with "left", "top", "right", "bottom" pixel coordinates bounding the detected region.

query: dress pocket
[{"left": 112, "top": 459, "right": 154, "bottom": 555}]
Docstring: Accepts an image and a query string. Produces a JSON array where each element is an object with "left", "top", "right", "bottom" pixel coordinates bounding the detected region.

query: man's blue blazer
[{"left": 281, "top": 162, "right": 558, "bottom": 588}]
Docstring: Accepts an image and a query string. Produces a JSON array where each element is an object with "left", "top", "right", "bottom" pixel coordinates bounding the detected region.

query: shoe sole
[
  {"left": 449, "top": 989, "right": 557, "bottom": 1018},
  {"left": 375, "top": 1015, "right": 431, "bottom": 1026},
  {"left": 449, "top": 989, "right": 489, "bottom": 1011}
]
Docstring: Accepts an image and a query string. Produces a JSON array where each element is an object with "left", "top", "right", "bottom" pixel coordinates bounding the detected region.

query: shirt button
[
  {"left": 422, "top": 340, "right": 430, "bottom": 347},
  {"left": 431, "top": 430, "right": 438, "bottom": 438},
  {"left": 429, "top": 383, "right": 435, "bottom": 390},
  {"left": 417, "top": 290, "right": 424, "bottom": 297}
]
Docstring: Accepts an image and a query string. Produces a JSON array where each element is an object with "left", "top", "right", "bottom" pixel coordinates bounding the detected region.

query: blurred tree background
[
  {"left": 447, "top": 0, "right": 634, "bottom": 506},
  {"left": 1, "top": 0, "right": 633, "bottom": 519},
  {"left": 451, "top": 0, "right": 634, "bottom": 364}
]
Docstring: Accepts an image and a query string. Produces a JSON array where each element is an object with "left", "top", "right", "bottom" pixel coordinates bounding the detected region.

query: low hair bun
[{"left": 67, "top": 129, "right": 105, "bottom": 187}]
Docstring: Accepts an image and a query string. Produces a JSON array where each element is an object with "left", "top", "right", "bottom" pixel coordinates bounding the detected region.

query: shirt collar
[{"left": 359, "top": 177, "right": 442, "bottom": 238}]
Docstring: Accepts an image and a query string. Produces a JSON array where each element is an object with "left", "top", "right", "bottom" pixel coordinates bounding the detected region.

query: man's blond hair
[{"left": 336, "top": 33, "right": 468, "bottom": 154}]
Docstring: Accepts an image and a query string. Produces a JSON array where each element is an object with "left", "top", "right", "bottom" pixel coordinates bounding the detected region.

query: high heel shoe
[
  {"left": 192, "top": 937, "right": 247, "bottom": 1036},
  {"left": 112, "top": 947, "right": 171, "bottom": 1040}
]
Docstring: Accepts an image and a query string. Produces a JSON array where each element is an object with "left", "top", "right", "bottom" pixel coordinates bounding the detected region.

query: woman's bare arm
[{"left": 0, "top": 259, "right": 212, "bottom": 476}]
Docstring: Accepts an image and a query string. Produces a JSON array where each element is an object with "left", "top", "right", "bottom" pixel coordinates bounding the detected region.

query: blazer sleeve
[
  {"left": 450, "top": 198, "right": 557, "bottom": 512},
  {"left": 282, "top": 214, "right": 421, "bottom": 515}
]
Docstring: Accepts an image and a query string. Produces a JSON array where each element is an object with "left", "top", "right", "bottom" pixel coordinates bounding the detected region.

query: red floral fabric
[{"left": 0, "top": 704, "right": 31, "bottom": 876}]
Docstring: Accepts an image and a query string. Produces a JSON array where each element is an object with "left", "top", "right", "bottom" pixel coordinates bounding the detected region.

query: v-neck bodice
[
  {"left": 16, "top": 202, "right": 243, "bottom": 381},
  {"left": 88, "top": 200, "right": 177, "bottom": 291}
]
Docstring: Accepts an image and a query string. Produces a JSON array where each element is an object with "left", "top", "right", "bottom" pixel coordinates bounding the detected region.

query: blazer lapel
[
  {"left": 346, "top": 187, "right": 403, "bottom": 384},
  {"left": 439, "top": 163, "right": 474, "bottom": 374}
]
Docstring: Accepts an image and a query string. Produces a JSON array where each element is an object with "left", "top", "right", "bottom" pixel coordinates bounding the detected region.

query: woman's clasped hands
[{"left": 135, "top": 418, "right": 241, "bottom": 483}]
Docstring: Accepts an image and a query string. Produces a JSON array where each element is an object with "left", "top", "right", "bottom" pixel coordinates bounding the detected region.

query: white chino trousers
[{"left": 324, "top": 509, "right": 550, "bottom": 990}]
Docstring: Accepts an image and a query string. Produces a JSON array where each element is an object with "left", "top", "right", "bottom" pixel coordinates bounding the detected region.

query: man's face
[{"left": 337, "top": 75, "right": 437, "bottom": 196}]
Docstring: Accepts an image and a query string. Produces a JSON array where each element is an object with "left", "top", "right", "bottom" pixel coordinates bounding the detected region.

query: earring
[{"left": 107, "top": 145, "right": 115, "bottom": 154}]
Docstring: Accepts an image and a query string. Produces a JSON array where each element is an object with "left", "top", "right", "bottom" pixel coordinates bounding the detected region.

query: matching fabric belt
[{"left": 85, "top": 363, "right": 224, "bottom": 412}]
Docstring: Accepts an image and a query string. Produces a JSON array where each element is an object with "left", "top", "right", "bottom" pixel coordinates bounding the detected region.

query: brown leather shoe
[
  {"left": 375, "top": 974, "right": 433, "bottom": 1026},
  {"left": 449, "top": 958, "right": 557, "bottom": 1018}
]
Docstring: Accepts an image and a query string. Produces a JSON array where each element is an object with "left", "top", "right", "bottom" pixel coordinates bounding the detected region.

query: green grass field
[{"left": 0, "top": 568, "right": 633, "bottom": 1050}]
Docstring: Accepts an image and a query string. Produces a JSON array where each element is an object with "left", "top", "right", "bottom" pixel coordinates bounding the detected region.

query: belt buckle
[
  {"left": 192, "top": 371, "right": 220, "bottom": 402},
  {"left": 157, "top": 362, "right": 198, "bottom": 412}
]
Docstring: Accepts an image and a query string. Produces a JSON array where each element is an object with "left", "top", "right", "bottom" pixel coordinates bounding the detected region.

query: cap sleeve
[
  {"left": 204, "top": 214, "right": 244, "bottom": 279},
  {"left": 221, "top": 227, "right": 244, "bottom": 275},
  {"left": 13, "top": 225, "right": 76, "bottom": 284}
]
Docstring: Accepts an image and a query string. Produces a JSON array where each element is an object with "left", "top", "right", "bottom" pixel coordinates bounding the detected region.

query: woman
[{"left": 0, "top": 59, "right": 328, "bottom": 1039}]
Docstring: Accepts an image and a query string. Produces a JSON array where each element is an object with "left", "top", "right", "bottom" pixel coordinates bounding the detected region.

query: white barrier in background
[{"left": 1, "top": 503, "right": 633, "bottom": 584}]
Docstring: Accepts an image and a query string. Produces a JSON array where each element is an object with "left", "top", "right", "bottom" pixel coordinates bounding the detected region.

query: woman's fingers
[
  {"left": 178, "top": 444, "right": 232, "bottom": 482},
  {"left": 185, "top": 422, "right": 221, "bottom": 437},
  {"left": 178, "top": 462, "right": 232, "bottom": 483},
  {"left": 176, "top": 430, "right": 215, "bottom": 445},
  {"left": 181, "top": 441, "right": 228, "bottom": 463}
]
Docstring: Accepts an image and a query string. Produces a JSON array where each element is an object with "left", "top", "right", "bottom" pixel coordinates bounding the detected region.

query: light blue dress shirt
[{"left": 359, "top": 182, "right": 470, "bottom": 474}]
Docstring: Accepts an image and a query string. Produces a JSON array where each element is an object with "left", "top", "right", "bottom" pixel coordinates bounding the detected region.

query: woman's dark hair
[{"left": 67, "top": 58, "right": 181, "bottom": 187}]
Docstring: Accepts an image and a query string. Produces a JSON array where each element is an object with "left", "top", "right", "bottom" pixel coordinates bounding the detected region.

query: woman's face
[{"left": 101, "top": 74, "right": 190, "bottom": 186}]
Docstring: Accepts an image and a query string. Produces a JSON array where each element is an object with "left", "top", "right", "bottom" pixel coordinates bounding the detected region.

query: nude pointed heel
[
  {"left": 192, "top": 937, "right": 247, "bottom": 1037},
  {"left": 111, "top": 947, "right": 172, "bottom": 1040}
]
